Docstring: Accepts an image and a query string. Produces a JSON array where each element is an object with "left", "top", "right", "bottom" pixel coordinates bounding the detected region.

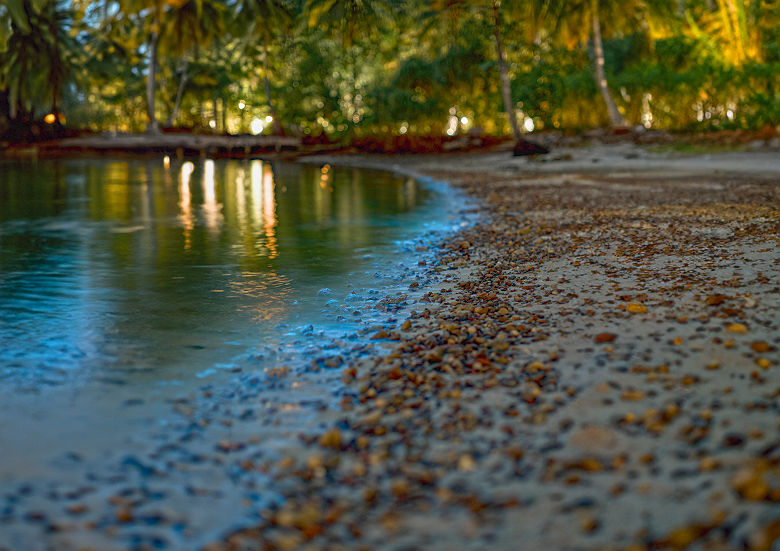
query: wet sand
[
  {"left": 217, "top": 145, "right": 779, "bottom": 550},
  {"left": 2, "top": 144, "right": 778, "bottom": 551}
]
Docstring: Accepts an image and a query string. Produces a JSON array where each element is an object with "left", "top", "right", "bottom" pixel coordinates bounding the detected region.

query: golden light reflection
[
  {"left": 229, "top": 270, "right": 293, "bottom": 322},
  {"left": 250, "top": 160, "right": 263, "bottom": 228},
  {"left": 234, "top": 165, "right": 246, "bottom": 229},
  {"left": 179, "top": 161, "right": 195, "bottom": 249},
  {"left": 314, "top": 165, "right": 332, "bottom": 221},
  {"left": 405, "top": 178, "right": 416, "bottom": 209},
  {"left": 202, "top": 159, "right": 222, "bottom": 232},
  {"left": 262, "top": 163, "right": 278, "bottom": 259}
]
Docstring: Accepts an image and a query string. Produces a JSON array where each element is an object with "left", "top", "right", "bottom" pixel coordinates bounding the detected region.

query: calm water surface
[
  {"left": 0, "top": 158, "right": 464, "bottom": 548},
  {"left": 0, "top": 158, "right": 456, "bottom": 389}
]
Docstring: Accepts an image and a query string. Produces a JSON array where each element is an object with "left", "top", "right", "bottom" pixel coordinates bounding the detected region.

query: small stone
[
  {"left": 750, "top": 341, "right": 771, "bottom": 353},
  {"left": 722, "top": 433, "right": 746, "bottom": 447},
  {"left": 318, "top": 429, "right": 342, "bottom": 449},
  {"left": 726, "top": 323, "right": 748, "bottom": 334}
]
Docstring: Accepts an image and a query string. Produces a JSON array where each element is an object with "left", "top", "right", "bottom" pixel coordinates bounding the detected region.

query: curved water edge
[
  {"left": 0, "top": 157, "right": 476, "bottom": 550},
  {"left": 0, "top": 158, "right": 471, "bottom": 389}
]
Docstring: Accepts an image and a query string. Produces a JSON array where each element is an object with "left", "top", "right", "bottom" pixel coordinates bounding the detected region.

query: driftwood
[{"left": 512, "top": 137, "right": 550, "bottom": 156}]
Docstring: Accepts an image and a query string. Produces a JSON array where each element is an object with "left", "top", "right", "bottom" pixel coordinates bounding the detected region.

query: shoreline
[
  {"left": 218, "top": 149, "right": 779, "bottom": 550},
  {"left": 0, "top": 158, "right": 473, "bottom": 551},
  {"left": 1, "top": 148, "right": 777, "bottom": 550}
]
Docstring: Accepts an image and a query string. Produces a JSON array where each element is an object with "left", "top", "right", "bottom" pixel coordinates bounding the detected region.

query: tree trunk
[
  {"left": 146, "top": 28, "right": 161, "bottom": 134},
  {"left": 166, "top": 61, "right": 188, "bottom": 127},
  {"left": 590, "top": 5, "right": 628, "bottom": 128},
  {"left": 492, "top": 2, "right": 521, "bottom": 140},
  {"left": 262, "top": 38, "right": 284, "bottom": 135}
]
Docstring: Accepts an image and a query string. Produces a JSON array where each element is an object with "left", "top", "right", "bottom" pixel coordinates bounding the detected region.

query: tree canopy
[{"left": 1, "top": 0, "right": 777, "bottom": 137}]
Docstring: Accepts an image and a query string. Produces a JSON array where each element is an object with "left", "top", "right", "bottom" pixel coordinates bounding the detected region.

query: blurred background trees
[{"left": 1, "top": 0, "right": 777, "bottom": 138}]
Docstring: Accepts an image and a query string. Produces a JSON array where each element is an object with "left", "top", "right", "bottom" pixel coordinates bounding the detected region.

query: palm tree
[
  {"left": 588, "top": 0, "right": 626, "bottom": 127},
  {"left": 0, "top": 0, "right": 77, "bottom": 122},
  {"left": 116, "top": 0, "right": 226, "bottom": 132},
  {"left": 547, "top": 0, "right": 674, "bottom": 128},
  {"left": 116, "top": 0, "right": 165, "bottom": 132},
  {"left": 683, "top": 0, "right": 768, "bottom": 65},
  {"left": 235, "top": 0, "right": 291, "bottom": 134},
  {"left": 546, "top": 0, "right": 625, "bottom": 127},
  {"left": 430, "top": 0, "right": 550, "bottom": 140},
  {"left": 304, "top": 0, "right": 398, "bottom": 130},
  {"left": 161, "top": 0, "right": 226, "bottom": 126}
]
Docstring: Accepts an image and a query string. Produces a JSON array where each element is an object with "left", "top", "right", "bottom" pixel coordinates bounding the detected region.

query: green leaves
[
  {"left": 0, "top": 16, "right": 12, "bottom": 52},
  {"left": 6, "top": 0, "right": 31, "bottom": 33},
  {"left": 305, "top": 0, "right": 338, "bottom": 28},
  {"left": 0, "top": 0, "right": 78, "bottom": 118}
]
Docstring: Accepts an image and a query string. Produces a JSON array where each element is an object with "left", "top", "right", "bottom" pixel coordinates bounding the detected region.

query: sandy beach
[
  {"left": 216, "top": 144, "right": 779, "bottom": 550},
  {"left": 2, "top": 142, "right": 778, "bottom": 551}
]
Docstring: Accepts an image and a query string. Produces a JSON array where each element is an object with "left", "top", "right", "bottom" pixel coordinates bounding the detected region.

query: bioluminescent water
[{"left": 0, "top": 158, "right": 459, "bottom": 389}]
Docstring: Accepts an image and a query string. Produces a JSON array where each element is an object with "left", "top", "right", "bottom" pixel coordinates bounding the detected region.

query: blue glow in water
[{"left": 0, "top": 158, "right": 462, "bottom": 390}]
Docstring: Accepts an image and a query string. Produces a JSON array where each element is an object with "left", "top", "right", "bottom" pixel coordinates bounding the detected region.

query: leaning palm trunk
[
  {"left": 590, "top": 7, "right": 627, "bottom": 128},
  {"left": 166, "top": 61, "right": 188, "bottom": 127},
  {"left": 492, "top": 1, "right": 521, "bottom": 140}
]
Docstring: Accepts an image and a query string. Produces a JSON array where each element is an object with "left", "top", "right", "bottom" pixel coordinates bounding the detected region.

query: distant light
[
  {"left": 726, "top": 109, "right": 734, "bottom": 120},
  {"left": 238, "top": 100, "right": 246, "bottom": 110},
  {"left": 446, "top": 115, "right": 458, "bottom": 136},
  {"left": 524, "top": 118, "right": 535, "bottom": 132},
  {"left": 460, "top": 116, "right": 469, "bottom": 125},
  {"left": 203, "top": 159, "right": 216, "bottom": 202},
  {"left": 250, "top": 118, "right": 264, "bottom": 135},
  {"left": 44, "top": 113, "right": 56, "bottom": 124},
  {"left": 399, "top": 124, "right": 408, "bottom": 135},
  {"left": 265, "top": 115, "right": 273, "bottom": 123},
  {"left": 208, "top": 120, "right": 216, "bottom": 129},
  {"left": 163, "top": 155, "right": 170, "bottom": 169},
  {"left": 180, "top": 161, "right": 195, "bottom": 185}
]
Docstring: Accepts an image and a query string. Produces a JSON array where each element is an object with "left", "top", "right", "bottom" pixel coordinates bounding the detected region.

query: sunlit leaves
[
  {"left": 1, "top": 0, "right": 777, "bottom": 132},
  {"left": 0, "top": 0, "right": 77, "bottom": 117}
]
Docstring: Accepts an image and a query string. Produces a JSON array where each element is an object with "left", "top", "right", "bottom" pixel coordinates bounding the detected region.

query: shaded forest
[{"left": 1, "top": 0, "right": 778, "bottom": 140}]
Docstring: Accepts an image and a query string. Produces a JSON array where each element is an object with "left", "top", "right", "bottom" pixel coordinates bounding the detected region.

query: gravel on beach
[
  {"left": 216, "top": 150, "right": 779, "bottom": 551},
  {"left": 2, "top": 146, "right": 777, "bottom": 551}
]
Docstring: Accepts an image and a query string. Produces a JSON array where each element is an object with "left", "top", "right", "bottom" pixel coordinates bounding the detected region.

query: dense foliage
[{"left": 1, "top": 0, "right": 777, "bottom": 138}]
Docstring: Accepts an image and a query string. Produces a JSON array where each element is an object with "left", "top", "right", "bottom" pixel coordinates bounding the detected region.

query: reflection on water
[{"left": 0, "top": 158, "right": 439, "bottom": 387}]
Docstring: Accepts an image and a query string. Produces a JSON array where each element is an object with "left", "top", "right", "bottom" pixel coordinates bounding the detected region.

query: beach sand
[
  {"left": 2, "top": 143, "right": 777, "bottom": 551},
  {"left": 217, "top": 144, "right": 779, "bottom": 550}
]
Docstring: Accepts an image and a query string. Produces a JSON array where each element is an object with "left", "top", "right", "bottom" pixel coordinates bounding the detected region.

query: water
[
  {"left": 0, "top": 157, "right": 465, "bottom": 549},
  {"left": 0, "top": 158, "right": 458, "bottom": 389}
]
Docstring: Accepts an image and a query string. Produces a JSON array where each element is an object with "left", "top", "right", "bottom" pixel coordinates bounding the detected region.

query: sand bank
[
  {"left": 218, "top": 145, "right": 779, "bottom": 550},
  {"left": 2, "top": 144, "right": 777, "bottom": 551}
]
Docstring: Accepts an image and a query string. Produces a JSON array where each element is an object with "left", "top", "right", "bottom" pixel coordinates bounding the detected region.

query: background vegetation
[{"left": 1, "top": 0, "right": 777, "bottom": 139}]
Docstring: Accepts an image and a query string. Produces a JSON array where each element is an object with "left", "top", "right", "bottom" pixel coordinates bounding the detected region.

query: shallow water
[
  {"left": 0, "top": 158, "right": 455, "bottom": 390},
  {"left": 0, "top": 156, "right": 466, "bottom": 551}
]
